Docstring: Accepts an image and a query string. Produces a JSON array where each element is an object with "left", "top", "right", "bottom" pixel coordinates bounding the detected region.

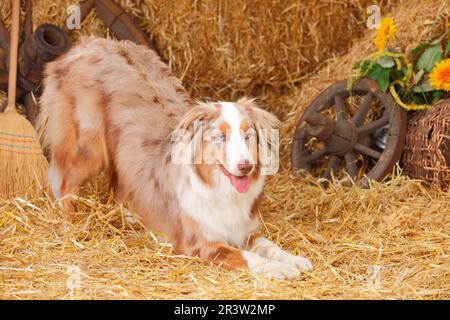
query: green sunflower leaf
[
  {"left": 367, "top": 64, "right": 391, "bottom": 92},
  {"left": 413, "top": 69, "right": 424, "bottom": 84},
  {"left": 376, "top": 56, "right": 395, "bottom": 68},
  {"left": 412, "top": 76, "right": 435, "bottom": 93},
  {"left": 432, "top": 90, "right": 445, "bottom": 103},
  {"left": 411, "top": 43, "right": 431, "bottom": 62},
  {"left": 416, "top": 45, "right": 442, "bottom": 72}
]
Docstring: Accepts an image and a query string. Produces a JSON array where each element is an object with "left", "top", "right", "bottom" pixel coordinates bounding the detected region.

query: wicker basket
[{"left": 402, "top": 99, "right": 450, "bottom": 188}]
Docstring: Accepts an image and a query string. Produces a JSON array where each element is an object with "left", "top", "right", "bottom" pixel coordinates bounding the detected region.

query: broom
[{"left": 0, "top": 0, "right": 48, "bottom": 196}]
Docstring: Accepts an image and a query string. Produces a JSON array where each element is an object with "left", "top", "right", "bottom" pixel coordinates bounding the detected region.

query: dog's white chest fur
[{"left": 176, "top": 169, "right": 264, "bottom": 248}]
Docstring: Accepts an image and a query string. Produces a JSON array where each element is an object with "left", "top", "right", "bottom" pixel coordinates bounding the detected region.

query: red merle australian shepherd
[{"left": 37, "top": 37, "right": 312, "bottom": 279}]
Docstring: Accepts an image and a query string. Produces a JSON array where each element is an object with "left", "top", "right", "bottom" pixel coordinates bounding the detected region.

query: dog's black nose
[{"left": 238, "top": 160, "right": 253, "bottom": 175}]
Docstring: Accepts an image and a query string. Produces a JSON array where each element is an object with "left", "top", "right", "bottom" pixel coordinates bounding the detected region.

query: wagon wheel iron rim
[{"left": 291, "top": 77, "right": 407, "bottom": 187}]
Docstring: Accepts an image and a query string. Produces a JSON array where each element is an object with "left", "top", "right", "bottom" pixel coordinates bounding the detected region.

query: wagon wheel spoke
[
  {"left": 344, "top": 151, "right": 358, "bottom": 179},
  {"left": 334, "top": 95, "right": 348, "bottom": 120},
  {"left": 323, "top": 155, "right": 340, "bottom": 180},
  {"left": 24, "top": 0, "right": 33, "bottom": 38},
  {"left": 291, "top": 79, "right": 407, "bottom": 186},
  {"left": 352, "top": 92, "right": 373, "bottom": 126},
  {"left": 303, "top": 147, "right": 328, "bottom": 163},
  {"left": 354, "top": 143, "right": 382, "bottom": 159},
  {"left": 356, "top": 114, "right": 389, "bottom": 135}
]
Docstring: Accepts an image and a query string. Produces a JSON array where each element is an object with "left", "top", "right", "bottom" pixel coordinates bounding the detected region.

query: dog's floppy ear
[
  {"left": 176, "top": 101, "right": 218, "bottom": 133},
  {"left": 238, "top": 97, "right": 280, "bottom": 145},
  {"left": 171, "top": 102, "right": 218, "bottom": 165},
  {"left": 238, "top": 97, "right": 280, "bottom": 175}
]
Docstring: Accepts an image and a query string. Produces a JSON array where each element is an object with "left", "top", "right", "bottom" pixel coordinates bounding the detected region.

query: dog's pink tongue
[{"left": 230, "top": 175, "right": 251, "bottom": 193}]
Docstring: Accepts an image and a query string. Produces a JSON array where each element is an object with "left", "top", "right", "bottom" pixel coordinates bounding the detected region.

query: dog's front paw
[
  {"left": 243, "top": 251, "right": 300, "bottom": 279},
  {"left": 249, "top": 237, "right": 313, "bottom": 273},
  {"left": 275, "top": 252, "right": 313, "bottom": 273},
  {"left": 253, "top": 260, "right": 300, "bottom": 279}
]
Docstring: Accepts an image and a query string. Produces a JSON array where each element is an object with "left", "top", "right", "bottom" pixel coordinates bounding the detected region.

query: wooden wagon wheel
[{"left": 291, "top": 78, "right": 407, "bottom": 186}]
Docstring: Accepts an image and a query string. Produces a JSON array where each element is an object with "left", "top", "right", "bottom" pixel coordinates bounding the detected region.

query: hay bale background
[
  {"left": 1, "top": 0, "right": 399, "bottom": 117},
  {"left": 0, "top": 0, "right": 449, "bottom": 299}
]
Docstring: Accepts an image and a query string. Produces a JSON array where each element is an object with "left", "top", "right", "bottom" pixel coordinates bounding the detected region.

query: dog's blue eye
[
  {"left": 214, "top": 133, "right": 225, "bottom": 142},
  {"left": 244, "top": 131, "right": 256, "bottom": 140}
]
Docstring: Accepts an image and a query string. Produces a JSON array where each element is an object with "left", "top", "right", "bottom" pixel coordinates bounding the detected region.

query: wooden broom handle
[{"left": 5, "top": 0, "right": 20, "bottom": 112}]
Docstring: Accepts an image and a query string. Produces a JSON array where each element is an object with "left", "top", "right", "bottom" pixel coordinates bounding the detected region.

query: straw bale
[{"left": 1, "top": 0, "right": 399, "bottom": 115}]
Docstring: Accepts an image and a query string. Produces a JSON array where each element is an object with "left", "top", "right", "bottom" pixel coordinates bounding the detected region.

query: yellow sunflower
[
  {"left": 430, "top": 59, "right": 450, "bottom": 91},
  {"left": 374, "top": 17, "right": 398, "bottom": 51}
]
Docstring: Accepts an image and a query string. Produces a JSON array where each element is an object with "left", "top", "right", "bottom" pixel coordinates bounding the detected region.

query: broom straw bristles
[{"left": 0, "top": 111, "right": 48, "bottom": 196}]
